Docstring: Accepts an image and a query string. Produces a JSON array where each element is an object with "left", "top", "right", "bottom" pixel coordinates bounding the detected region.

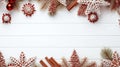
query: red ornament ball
[
  {"left": 8, "top": 0, "right": 16, "bottom": 3},
  {"left": 6, "top": 3, "right": 14, "bottom": 11}
]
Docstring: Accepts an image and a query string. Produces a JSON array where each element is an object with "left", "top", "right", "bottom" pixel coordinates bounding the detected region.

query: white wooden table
[{"left": 0, "top": 1, "right": 120, "bottom": 65}]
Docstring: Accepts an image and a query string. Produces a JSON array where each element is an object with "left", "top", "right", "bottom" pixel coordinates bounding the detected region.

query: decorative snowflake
[
  {"left": 8, "top": 52, "right": 36, "bottom": 67},
  {"left": 102, "top": 51, "right": 120, "bottom": 67},
  {"left": 77, "top": 0, "right": 110, "bottom": 15},
  {"left": 22, "top": 3, "right": 35, "bottom": 17},
  {"left": 2, "top": 13, "right": 11, "bottom": 23}
]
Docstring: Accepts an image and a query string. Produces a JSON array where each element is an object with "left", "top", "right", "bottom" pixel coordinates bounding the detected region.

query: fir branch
[{"left": 101, "top": 48, "right": 113, "bottom": 60}]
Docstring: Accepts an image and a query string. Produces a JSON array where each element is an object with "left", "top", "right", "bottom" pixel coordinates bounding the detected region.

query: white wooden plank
[
  {"left": 0, "top": 36, "right": 120, "bottom": 48},
  {"left": 0, "top": 24, "right": 120, "bottom": 35}
]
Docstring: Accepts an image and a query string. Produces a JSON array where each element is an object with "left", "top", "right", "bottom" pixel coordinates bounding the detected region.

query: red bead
[
  {"left": 6, "top": 3, "right": 14, "bottom": 11},
  {"left": 8, "top": 0, "right": 16, "bottom": 3}
]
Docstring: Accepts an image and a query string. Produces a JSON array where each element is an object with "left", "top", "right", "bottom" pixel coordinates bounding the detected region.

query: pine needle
[{"left": 101, "top": 48, "right": 113, "bottom": 60}]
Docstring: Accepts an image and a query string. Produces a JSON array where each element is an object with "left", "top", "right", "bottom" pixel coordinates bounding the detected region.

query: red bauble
[
  {"left": 8, "top": 0, "right": 16, "bottom": 3},
  {"left": 6, "top": 3, "right": 14, "bottom": 11}
]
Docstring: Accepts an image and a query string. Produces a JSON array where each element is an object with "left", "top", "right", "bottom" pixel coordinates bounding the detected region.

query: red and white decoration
[
  {"left": 0, "top": 0, "right": 120, "bottom": 23},
  {"left": 8, "top": 52, "right": 36, "bottom": 67},
  {"left": 77, "top": 0, "right": 110, "bottom": 23},
  {"left": 88, "top": 12, "right": 98, "bottom": 23},
  {"left": 2, "top": 13, "right": 11, "bottom": 23},
  {"left": 102, "top": 51, "right": 120, "bottom": 67},
  {"left": 22, "top": 3, "right": 36, "bottom": 17}
]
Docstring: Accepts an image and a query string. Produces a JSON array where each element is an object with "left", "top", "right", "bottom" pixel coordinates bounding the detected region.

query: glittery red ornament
[
  {"left": 88, "top": 12, "right": 98, "bottom": 23},
  {"left": 8, "top": 0, "right": 16, "bottom": 3},
  {"left": 6, "top": 3, "right": 14, "bottom": 11}
]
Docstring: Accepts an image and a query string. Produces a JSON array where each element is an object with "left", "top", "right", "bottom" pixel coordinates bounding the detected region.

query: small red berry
[{"left": 6, "top": 3, "right": 14, "bottom": 11}]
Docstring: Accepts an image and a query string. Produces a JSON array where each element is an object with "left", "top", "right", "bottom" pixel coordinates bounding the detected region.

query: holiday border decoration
[
  {"left": 0, "top": 0, "right": 120, "bottom": 23},
  {"left": 101, "top": 51, "right": 120, "bottom": 67},
  {"left": 77, "top": 0, "right": 110, "bottom": 23},
  {"left": 0, "top": 48, "right": 119, "bottom": 67}
]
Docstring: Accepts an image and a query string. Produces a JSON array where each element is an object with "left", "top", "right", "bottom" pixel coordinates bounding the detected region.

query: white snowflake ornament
[
  {"left": 8, "top": 52, "right": 36, "bottom": 67},
  {"left": 77, "top": 0, "right": 110, "bottom": 15}
]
